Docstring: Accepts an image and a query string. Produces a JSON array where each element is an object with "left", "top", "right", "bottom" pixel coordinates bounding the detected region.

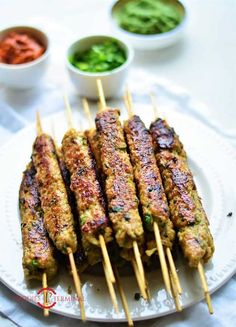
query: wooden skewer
[
  {"left": 82, "top": 98, "right": 94, "bottom": 128},
  {"left": 132, "top": 241, "right": 145, "bottom": 287},
  {"left": 36, "top": 112, "right": 86, "bottom": 321},
  {"left": 97, "top": 100, "right": 103, "bottom": 113},
  {"left": 153, "top": 222, "right": 171, "bottom": 295},
  {"left": 133, "top": 242, "right": 151, "bottom": 301},
  {"left": 64, "top": 94, "right": 73, "bottom": 129},
  {"left": 166, "top": 247, "right": 182, "bottom": 294},
  {"left": 198, "top": 262, "right": 213, "bottom": 314},
  {"left": 42, "top": 272, "right": 49, "bottom": 317},
  {"left": 125, "top": 87, "right": 134, "bottom": 119},
  {"left": 99, "top": 234, "right": 115, "bottom": 284},
  {"left": 150, "top": 92, "right": 159, "bottom": 121},
  {"left": 68, "top": 248, "right": 86, "bottom": 321},
  {"left": 131, "top": 257, "right": 147, "bottom": 300},
  {"left": 96, "top": 79, "right": 106, "bottom": 110},
  {"left": 36, "top": 111, "right": 43, "bottom": 135},
  {"left": 169, "top": 271, "right": 182, "bottom": 312},
  {"left": 102, "top": 261, "right": 119, "bottom": 314},
  {"left": 114, "top": 266, "right": 133, "bottom": 326}
]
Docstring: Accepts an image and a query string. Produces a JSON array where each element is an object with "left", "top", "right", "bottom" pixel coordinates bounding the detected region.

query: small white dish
[
  {"left": 0, "top": 26, "right": 49, "bottom": 89},
  {"left": 66, "top": 35, "right": 134, "bottom": 99},
  {"left": 109, "top": 0, "right": 187, "bottom": 50}
]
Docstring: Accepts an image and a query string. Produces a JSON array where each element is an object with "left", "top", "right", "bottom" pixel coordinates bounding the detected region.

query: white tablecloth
[{"left": 1, "top": 0, "right": 236, "bottom": 326}]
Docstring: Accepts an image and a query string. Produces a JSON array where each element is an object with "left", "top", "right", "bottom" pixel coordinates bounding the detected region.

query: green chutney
[
  {"left": 69, "top": 40, "right": 126, "bottom": 73},
  {"left": 113, "top": 0, "right": 183, "bottom": 35}
]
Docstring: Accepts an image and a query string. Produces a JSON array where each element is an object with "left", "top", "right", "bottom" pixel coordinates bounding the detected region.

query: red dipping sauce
[{"left": 0, "top": 32, "right": 45, "bottom": 65}]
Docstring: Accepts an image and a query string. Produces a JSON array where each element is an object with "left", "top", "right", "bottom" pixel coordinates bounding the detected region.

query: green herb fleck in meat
[
  {"left": 144, "top": 213, "right": 153, "bottom": 231},
  {"left": 31, "top": 259, "right": 38, "bottom": 267},
  {"left": 110, "top": 206, "right": 123, "bottom": 213}
]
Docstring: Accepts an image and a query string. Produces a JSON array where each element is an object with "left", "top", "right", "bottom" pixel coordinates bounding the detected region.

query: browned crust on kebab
[
  {"left": 150, "top": 118, "right": 214, "bottom": 267},
  {"left": 85, "top": 129, "right": 103, "bottom": 179},
  {"left": 124, "top": 115, "right": 175, "bottom": 250},
  {"left": 62, "top": 128, "right": 113, "bottom": 265},
  {"left": 150, "top": 118, "right": 186, "bottom": 157},
  {"left": 19, "top": 162, "right": 58, "bottom": 280},
  {"left": 95, "top": 109, "right": 144, "bottom": 254},
  {"left": 32, "top": 134, "right": 78, "bottom": 254},
  {"left": 57, "top": 147, "right": 88, "bottom": 271}
]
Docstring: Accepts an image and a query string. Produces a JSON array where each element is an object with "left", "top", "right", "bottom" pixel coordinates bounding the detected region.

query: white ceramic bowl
[
  {"left": 66, "top": 35, "right": 134, "bottom": 99},
  {"left": 0, "top": 26, "right": 49, "bottom": 89},
  {"left": 109, "top": 0, "right": 187, "bottom": 50}
]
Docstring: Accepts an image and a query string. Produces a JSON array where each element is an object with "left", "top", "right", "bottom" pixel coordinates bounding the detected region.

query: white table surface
[{"left": 0, "top": 0, "right": 236, "bottom": 326}]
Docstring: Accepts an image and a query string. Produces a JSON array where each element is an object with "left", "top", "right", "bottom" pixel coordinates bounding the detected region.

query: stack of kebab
[
  {"left": 149, "top": 96, "right": 214, "bottom": 313},
  {"left": 90, "top": 83, "right": 182, "bottom": 303},
  {"left": 18, "top": 83, "right": 215, "bottom": 318},
  {"left": 22, "top": 114, "right": 86, "bottom": 319},
  {"left": 84, "top": 98, "right": 148, "bottom": 301},
  {"left": 61, "top": 97, "right": 113, "bottom": 268},
  {"left": 92, "top": 80, "right": 214, "bottom": 312},
  {"left": 60, "top": 97, "right": 133, "bottom": 325},
  {"left": 19, "top": 108, "right": 133, "bottom": 324},
  {"left": 84, "top": 97, "right": 180, "bottom": 309},
  {"left": 61, "top": 97, "right": 117, "bottom": 312},
  {"left": 123, "top": 89, "right": 182, "bottom": 306},
  {"left": 95, "top": 80, "right": 149, "bottom": 299}
]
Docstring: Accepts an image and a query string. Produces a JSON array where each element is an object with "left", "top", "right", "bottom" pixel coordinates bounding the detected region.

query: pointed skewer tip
[
  {"left": 36, "top": 111, "right": 43, "bottom": 136},
  {"left": 96, "top": 79, "right": 106, "bottom": 110},
  {"left": 67, "top": 248, "right": 86, "bottom": 321}
]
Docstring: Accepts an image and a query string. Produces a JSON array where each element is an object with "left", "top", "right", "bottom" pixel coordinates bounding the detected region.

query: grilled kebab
[
  {"left": 124, "top": 115, "right": 175, "bottom": 256},
  {"left": 62, "top": 128, "right": 113, "bottom": 265},
  {"left": 32, "top": 133, "right": 78, "bottom": 254},
  {"left": 150, "top": 118, "right": 214, "bottom": 267},
  {"left": 95, "top": 108, "right": 144, "bottom": 260},
  {"left": 19, "top": 161, "right": 58, "bottom": 280}
]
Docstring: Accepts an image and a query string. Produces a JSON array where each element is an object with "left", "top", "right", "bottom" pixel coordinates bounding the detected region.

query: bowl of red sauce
[{"left": 0, "top": 26, "right": 49, "bottom": 89}]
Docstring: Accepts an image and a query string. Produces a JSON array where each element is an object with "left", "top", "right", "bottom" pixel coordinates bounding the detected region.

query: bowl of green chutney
[
  {"left": 110, "top": 0, "right": 187, "bottom": 50},
  {"left": 66, "top": 35, "right": 134, "bottom": 98}
]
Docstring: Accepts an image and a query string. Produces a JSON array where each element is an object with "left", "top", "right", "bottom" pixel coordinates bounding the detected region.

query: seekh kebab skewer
[
  {"left": 19, "top": 161, "right": 58, "bottom": 317},
  {"left": 51, "top": 122, "right": 88, "bottom": 273},
  {"left": 61, "top": 96, "right": 120, "bottom": 314},
  {"left": 32, "top": 113, "right": 86, "bottom": 320},
  {"left": 123, "top": 89, "right": 182, "bottom": 304},
  {"left": 95, "top": 79, "right": 148, "bottom": 299},
  {"left": 82, "top": 97, "right": 135, "bottom": 325},
  {"left": 84, "top": 98, "right": 149, "bottom": 301},
  {"left": 149, "top": 98, "right": 214, "bottom": 314}
]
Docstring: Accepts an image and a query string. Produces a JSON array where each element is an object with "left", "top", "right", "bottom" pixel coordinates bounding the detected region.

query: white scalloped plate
[{"left": 0, "top": 90, "right": 236, "bottom": 323}]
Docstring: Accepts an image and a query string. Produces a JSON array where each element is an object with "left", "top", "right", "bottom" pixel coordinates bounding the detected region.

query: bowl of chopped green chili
[
  {"left": 66, "top": 35, "right": 134, "bottom": 98},
  {"left": 110, "top": 0, "right": 187, "bottom": 50}
]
